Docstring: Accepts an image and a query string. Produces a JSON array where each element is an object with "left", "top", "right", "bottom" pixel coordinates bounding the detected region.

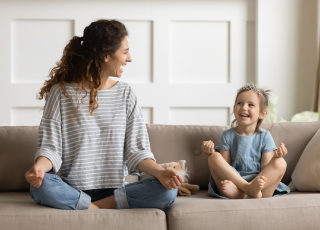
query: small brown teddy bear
[{"left": 160, "top": 160, "right": 199, "bottom": 196}]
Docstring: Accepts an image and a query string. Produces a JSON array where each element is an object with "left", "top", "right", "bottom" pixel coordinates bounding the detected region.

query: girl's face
[
  {"left": 103, "top": 36, "right": 132, "bottom": 78},
  {"left": 233, "top": 90, "right": 266, "bottom": 128}
]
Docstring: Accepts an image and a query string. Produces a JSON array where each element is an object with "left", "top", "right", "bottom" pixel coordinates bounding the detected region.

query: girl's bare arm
[
  {"left": 220, "top": 149, "right": 231, "bottom": 165},
  {"left": 261, "top": 151, "right": 274, "bottom": 170}
]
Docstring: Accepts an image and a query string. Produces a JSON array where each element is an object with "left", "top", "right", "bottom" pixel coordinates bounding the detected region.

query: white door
[{"left": 0, "top": 0, "right": 255, "bottom": 126}]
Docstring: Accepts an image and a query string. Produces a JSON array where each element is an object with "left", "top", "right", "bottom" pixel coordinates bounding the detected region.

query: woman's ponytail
[{"left": 38, "top": 19, "right": 128, "bottom": 116}]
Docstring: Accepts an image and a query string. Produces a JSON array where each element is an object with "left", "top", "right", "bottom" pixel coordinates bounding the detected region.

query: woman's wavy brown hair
[
  {"left": 231, "top": 84, "right": 271, "bottom": 133},
  {"left": 37, "top": 19, "right": 128, "bottom": 115}
]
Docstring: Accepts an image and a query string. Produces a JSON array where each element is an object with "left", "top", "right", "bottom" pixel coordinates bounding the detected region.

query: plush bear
[{"left": 160, "top": 160, "right": 199, "bottom": 196}]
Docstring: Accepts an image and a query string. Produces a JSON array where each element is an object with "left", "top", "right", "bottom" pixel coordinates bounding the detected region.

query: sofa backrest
[
  {"left": 0, "top": 126, "right": 38, "bottom": 192},
  {"left": 0, "top": 126, "right": 137, "bottom": 192},
  {"left": 146, "top": 121, "right": 320, "bottom": 189},
  {"left": 1, "top": 121, "right": 319, "bottom": 191}
]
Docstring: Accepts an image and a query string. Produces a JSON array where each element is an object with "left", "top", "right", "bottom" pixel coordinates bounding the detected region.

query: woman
[{"left": 24, "top": 19, "right": 182, "bottom": 210}]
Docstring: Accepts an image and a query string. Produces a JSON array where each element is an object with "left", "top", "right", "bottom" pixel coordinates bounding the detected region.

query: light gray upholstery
[
  {"left": 168, "top": 191, "right": 320, "bottom": 230},
  {"left": 0, "top": 192, "right": 166, "bottom": 230}
]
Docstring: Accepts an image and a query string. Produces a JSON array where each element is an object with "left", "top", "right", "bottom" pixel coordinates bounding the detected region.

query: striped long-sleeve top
[{"left": 35, "top": 81, "right": 155, "bottom": 190}]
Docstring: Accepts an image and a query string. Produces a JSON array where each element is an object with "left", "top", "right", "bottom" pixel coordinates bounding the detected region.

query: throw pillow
[{"left": 291, "top": 129, "right": 320, "bottom": 191}]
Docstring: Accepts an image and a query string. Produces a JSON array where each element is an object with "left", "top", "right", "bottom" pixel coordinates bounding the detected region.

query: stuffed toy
[{"left": 160, "top": 160, "right": 199, "bottom": 196}]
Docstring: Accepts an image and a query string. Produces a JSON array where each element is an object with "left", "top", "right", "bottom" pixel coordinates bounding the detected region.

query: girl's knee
[
  {"left": 273, "top": 157, "right": 287, "bottom": 171},
  {"left": 208, "top": 151, "right": 221, "bottom": 165}
]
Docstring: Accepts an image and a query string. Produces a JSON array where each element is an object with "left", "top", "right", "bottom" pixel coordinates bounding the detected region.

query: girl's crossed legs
[{"left": 208, "top": 152, "right": 286, "bottom": 199}]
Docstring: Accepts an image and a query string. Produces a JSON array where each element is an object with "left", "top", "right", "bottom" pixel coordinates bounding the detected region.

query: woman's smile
[{"left": 103, "top": 36, "right": 132, "bottom": 78}]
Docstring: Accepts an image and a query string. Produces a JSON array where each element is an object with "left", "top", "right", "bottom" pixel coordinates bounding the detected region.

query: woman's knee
[
  {"left": 29, "top": 173, "right": 80, "bottom": 210},
  {"left": 125, "top": 178, "right": 178, "bottom": 209},
  {"left": 166, "top": 187, "right": 178, "bottom": 203},
  {"left": 158, "top": 187, "right": 177, "bottom": 209},
  {"left": 30, "top": 173, "right": 57, "bottom": 202},
  {"left": 144, "top": 180, "right": 177, "bottom": 208}
]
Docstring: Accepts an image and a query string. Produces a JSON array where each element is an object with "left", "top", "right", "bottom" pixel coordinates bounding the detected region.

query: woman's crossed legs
[{"left": 30, "top": 173, "right": 177, "bottom": 210}]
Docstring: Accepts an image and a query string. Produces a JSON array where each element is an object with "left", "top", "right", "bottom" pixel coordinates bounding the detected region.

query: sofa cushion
[
  {"left": 0, "top": 192, "right": 167, "bottom": 230},
  {"left": 291, "top": 129, "right": 320, "bottom": 191},
  {"left": 166, "top": 191, "right": 320, "bottom": 230}
]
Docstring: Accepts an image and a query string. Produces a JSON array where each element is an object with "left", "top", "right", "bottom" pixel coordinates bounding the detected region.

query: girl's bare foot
[
  {"left": 221, "top": 180, "right": 247, "bottom": 199},
  {"left": 247, "top": 176, "right": 267, "bottom": 198}
]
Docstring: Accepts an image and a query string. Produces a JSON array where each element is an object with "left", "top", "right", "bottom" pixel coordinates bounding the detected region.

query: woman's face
[{"left": 104, "top": 36, "right": 132, "bottom": 78}]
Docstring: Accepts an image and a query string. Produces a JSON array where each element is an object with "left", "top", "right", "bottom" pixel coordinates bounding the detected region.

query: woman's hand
[
  {"left": 25, "top": 163, "right": 45, "bottom": 188},
  {"left": 201, "top": 140, "right": 216, "bottom": 156},
  {"left": 275, "top": 142, "right": 288, "bottom": 158},
  {"left": 137, "top": 158, "right": 184, "bottom": 190},
  {"left": 156, "top": 168, "right": 184, "bottom": 190},
  {"left": 25, "top": 156, "right": 53, "bottom": 188}
]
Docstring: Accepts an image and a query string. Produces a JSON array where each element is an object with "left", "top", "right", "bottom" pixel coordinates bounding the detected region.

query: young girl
[{"left": 201, "top": 83, "right": 290, "bottom": 199}]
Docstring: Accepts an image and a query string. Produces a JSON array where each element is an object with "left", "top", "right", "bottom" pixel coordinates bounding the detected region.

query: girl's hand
[
  {"left": 156, "top": 169, "right": 183, "bottom": 190},
  {"left": 275, "top": 142, "right": 288, "bottom": 158},
  {"left": 201, "top": 140, "right": 216, "bottom": 156},
  {"left": 25, "top": 163, "right": 45, "bottom": 188}
]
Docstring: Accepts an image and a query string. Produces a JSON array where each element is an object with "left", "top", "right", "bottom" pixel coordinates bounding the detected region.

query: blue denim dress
[{"left": 208, "top": 128, "right": 290, "bottom": 198}]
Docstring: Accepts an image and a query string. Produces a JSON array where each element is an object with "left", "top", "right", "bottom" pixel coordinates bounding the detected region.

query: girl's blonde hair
[{"left": 231, "top": 83, "right": 271, "bottom": 133}]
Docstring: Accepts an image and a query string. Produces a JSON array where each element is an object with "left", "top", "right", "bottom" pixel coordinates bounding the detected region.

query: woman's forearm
[
  {"left": 137, "top": 158, "right": 164, "bottom": 178},
  {"left": 35, "top": 156, "right": 53, "bottom": 172}
]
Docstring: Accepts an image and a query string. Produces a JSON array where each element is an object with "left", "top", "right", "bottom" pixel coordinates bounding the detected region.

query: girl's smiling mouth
[{"left": 239, "top": 113, "right": 250, "bottom": 118}]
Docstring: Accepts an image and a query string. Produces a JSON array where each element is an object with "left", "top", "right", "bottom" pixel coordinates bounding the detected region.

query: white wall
[
  {"left": 257, "top": 0, "right": 318, "bottom": 121},
  {"left": 0, "top": 0, "right": 318, "bottom": 126}
]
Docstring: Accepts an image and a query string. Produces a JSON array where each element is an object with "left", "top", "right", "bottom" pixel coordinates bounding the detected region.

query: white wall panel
[
  {"left": 120, "top": 21, "right": 153, "bottom": 83},
  {"left": 11, "top": 107, "right": 43, "bottom": 126},
  {"left": 0, "top": 0, "right": 256, "bottom": 126},
  {"left": 11, "top": 20, "right": 74, "bottom": 83},
  {"left": 141, "top": 107, "right": 153, "bottom": 124},
  {"left": 0, "top": 1, "right": 316, "bottom": 130},
  {"left": 169, "top": 21, "right": 229, "bottom": 83},
  {"left": 169, "top": 107, "right": 229, "bottom": 126}
]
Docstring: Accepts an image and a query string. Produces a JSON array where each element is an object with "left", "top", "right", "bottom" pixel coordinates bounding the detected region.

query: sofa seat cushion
[
  {"left": 166, "top": 190, "right": 320, "bottom": 230},
  {"left": 0, "top": 192, "right": 167, "bottom": 230}
]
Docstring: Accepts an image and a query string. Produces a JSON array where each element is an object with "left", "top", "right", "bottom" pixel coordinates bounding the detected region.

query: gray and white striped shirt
[{"left": 35, "top": 81, "right": 155, "bottom": 190}]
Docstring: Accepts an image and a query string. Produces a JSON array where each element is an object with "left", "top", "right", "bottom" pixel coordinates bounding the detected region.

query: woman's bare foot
[
  {"left": 247, "top": 176, "right": 267, "bottom": 198},
  {"left": 221, "top": 180, "right": 247, "bottom": 199}
]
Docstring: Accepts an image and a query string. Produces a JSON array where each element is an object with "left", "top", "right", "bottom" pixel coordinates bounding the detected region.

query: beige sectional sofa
[{"left": 1, "top": 121, "right": 320, "bottom": 230}]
